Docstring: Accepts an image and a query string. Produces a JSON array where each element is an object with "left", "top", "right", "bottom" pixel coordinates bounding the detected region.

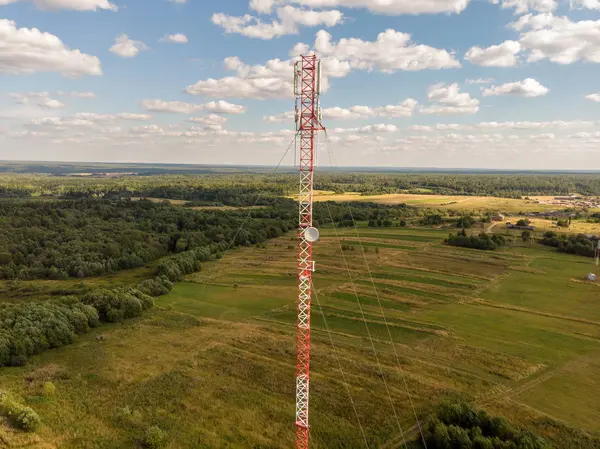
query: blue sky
[{"left": 1, "top": 0, "right": 600, "bottom": 169}]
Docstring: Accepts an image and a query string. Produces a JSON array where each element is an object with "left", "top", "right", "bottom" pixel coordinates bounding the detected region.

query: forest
[{"left": 2, "top": 171, "right": 600, "bottom": 202}]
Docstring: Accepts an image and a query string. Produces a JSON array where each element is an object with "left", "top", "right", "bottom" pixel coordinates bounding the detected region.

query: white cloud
[
  {"left": 325, "top": 99, "right": 418, "bottom": 119},
  {"left": 89, "top": 113, "right": 145, "bottom": 122},
  {"left": 490, "top": 0, "right": 557, "bottom": 14},
  {"left": 109, "top": 34, "right": 148, "bottom": 58},
  {"left": 483, "top": 78, "right": 549, "bottom": 97},
  {"left": 73, "top": 112, "right": 115, "bottom": 122},
  {"left": 476, "top": 120, "right": 592, "bottom": 129},
  {"left": 159, "top": 33, "right": 188, "bottom": 44},
  {"left": 585, "top": 93, "right": 600, "bottom": 102},
  {"left": 263, "top": 111, "right": 295, "bottom": 122},
  {"left": 420, "top": 83, "right": 479, "bottom": 115},
  {"left": 314, "top": 29, "right": 461, "bottom": 73},
  {"left": 570, "top": 0, "right": 600, "bottom": 10},
  {"left": 140, "top": 99, "right": 202, "bottom": 114},
  {"left": 465, "top": 78, "right": 494, "bottom": 84},
  {"left": 513, "top": 13, "right": 600, "bottom": 65},
  {"left": 264, "top": 99, "right": 417, "bottom": 122},
  {"left": 0, "top": 0, "right": 117, "bottom": 11},
  {"left": 140, "top": 99, "right": 246, "bottom": 114},
  {"left": 186, "top": 57, "right": 295, "bottom": 99},
  {"left": 0, "top": 19, "right": 102, "bottom": 77},
  {"left": 332, "top": 124, "right": 398, "bottom": 133},
  {"left": 212, "top": 6, "right": 343, "bottom": 40},
  {"left": 202, "top": 100, "right": 246, "bottom": 114},
  {"left": 248, "top": 0, "right": 471, "bottom": 15},
  {"left": 56, "top": 91, "right": 96, "bottom": 98},
  {"left": 117, "top": 113, "right": 152, "bottom": 121},
  {"left": 187, "top": 29, "right": 457, "bottom": 99},
  {"left": 465, "top": 40, "right": 521, "bottom": 67},
  {"left": 9, "top": 92, "right": 65, "bottom": 109},
  {"left": 188, "top": 114, "right": 229, "bottom": 126},
  {"left": 406, "top": 120, "right": 593, "bottom": 132},
  {"left": 168, "top": 0, "right": 186, "bottom": 3},
  {"left": 40, "top": 98, "right": 65, "bottom": 109}
]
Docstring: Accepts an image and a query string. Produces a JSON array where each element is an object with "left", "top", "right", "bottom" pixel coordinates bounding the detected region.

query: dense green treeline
[
  {"left": 541, "top": 232, "right": 599, "bottom": 257},
  {"left": 2, "top": 173, "right": 600, "bottom": 201},
  {"left": 0, "top": 199, "right": 296, "bottom": 280},
  {"left": 418, "top": 402, "right": 551, "bottom": 448},
  {"left": 446, "top": 231, "right": 507, "bottom": 251}
]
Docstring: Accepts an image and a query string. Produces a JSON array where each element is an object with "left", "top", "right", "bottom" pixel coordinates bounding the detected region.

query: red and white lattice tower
[{"left": 293, "top": 54, "right": 324, "bottom": 449}]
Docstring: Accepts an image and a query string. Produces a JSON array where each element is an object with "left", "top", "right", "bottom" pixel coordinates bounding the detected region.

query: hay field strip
[{"left": 311, "top": 192, "right": 563, "bottom": 213}]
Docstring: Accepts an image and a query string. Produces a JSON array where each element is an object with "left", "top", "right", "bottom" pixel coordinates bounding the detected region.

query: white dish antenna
[{"left": 304, "top": 227, "right": 320, "bottom": 243}]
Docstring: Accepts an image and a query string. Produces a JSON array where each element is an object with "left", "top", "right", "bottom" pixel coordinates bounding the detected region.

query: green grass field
[{"left": 1, "top": 226, "right": 599, "bottom": 448}]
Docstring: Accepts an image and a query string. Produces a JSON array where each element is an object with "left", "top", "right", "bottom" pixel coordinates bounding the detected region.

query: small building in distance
[
  {"left": 492, "top": 214, "right": 505, "bottom": 222},
  {"left": 506, "top": 222, "right": 535, "bottom": 231}
]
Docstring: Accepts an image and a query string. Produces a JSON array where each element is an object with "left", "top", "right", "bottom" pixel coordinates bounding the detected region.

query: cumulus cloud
[
  {"left": 490, "top": 0, "right": 557, "bottom": 14},
  {"left": 585, "top": 93, "right": 600, "bottom": 102},
  {"left": 264, "top": 99, "right": 417, "bottom": 122},
  {"left": 331, "top": 123, "right": 398, "bottom": 134},
  {"left": 109, "top": 34, "right": 148, "bottom": 58},
  {"left": 420, "top": 83, "right": 479, "bottom": 115},
  {"left": 140, "top": 99, "right": 202, "bottom": 114},
  {"left": 569, "top": 0, "right": 600, "bottom": 10},
  {"left": 513, "top": 13, "right": 600, "bottom": 64},
  {"left": 203, "top": 100, "right": 246, "bottom": 114},
  {"left": 188, "top": 114, "right": 229, "bottom": 126},
  {"left": 159, "top": 33, "right": 188, "bottom": 44},
  {"left": 8, "top": 92, "right": 65, "bottom": 109},
  {"left": 186, "top": 29, "right": 458, "bottom": 99},
  {"left": 248, "top": 0, "right": 471, "bottom": 15},
  {"left": 483, "top": 78, "right": 549, "bottom": 97},
  {"left": 212, "top": 6, "right": 343, "bottom": 40},
  {"left": 186, "top": 57, "right": 295, "bottom": 99},
  {"left": 0, "top": 0, "right": 117, "bottom": 11},
  {"left": 465, "top": 41, "right": 521, "bottom": 67},
  {"left": 0, "top": 19, "right": 102, "bottom": 77},
  {"left": 314, "top": 29, "right": 461, "bottom": 73},
  {"left": 140, "top": 98, "right": 246, "bottom": 114},
  {"left": 117, "top": 113, "right": 152, "bottom": 121}
]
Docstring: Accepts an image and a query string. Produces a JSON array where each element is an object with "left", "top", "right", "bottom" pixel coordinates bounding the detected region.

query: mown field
[
  {"left": 1, "top": 226, "right": 599, "bottom": 448},
  {"left": 311, "top": 191, "right": 600, "bottom": 214}
]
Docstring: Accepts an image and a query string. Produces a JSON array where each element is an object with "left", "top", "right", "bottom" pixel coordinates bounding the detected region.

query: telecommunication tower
[{"left": 293, "top": 54, "right": 325, "bottom": 449}]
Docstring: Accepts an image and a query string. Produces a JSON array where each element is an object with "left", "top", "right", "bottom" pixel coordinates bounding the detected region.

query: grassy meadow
[{"left": 1, "top": 226, "right": 600, "bottom": 448}]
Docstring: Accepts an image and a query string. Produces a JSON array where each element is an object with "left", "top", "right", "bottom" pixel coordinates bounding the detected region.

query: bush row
[
  {"left": 0, "top": 299, "right": 100, "bottom": 367},
  {"left": 421, "top": 402, "right": 551, "bottom": 449},
  {"left": 445, "top": 231, "right": 507, "bottom": 251},
  {"left": 541, "top": 232, "right": 598, "bottom": 258}
]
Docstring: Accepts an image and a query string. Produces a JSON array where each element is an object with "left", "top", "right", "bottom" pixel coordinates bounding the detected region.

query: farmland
[
  {"left": 311, "top": 191, "right": 599, "bottom": 214},
  {"left": 1, "top": 224, "right": 599, "bottom": 447}
]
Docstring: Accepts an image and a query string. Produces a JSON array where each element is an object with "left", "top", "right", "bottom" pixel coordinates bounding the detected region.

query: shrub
[
  {"left": 42, "top": 382, "right": 56, "bottom": 397},
  {"left": 420, "top": 401, "right": 551, "bottom": 449},
  {"left": 0, "top": 392, "right": 41, "bottom": 432},
  {"left": 142, "top": 425, "right": 167, "bottom": 449}
]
